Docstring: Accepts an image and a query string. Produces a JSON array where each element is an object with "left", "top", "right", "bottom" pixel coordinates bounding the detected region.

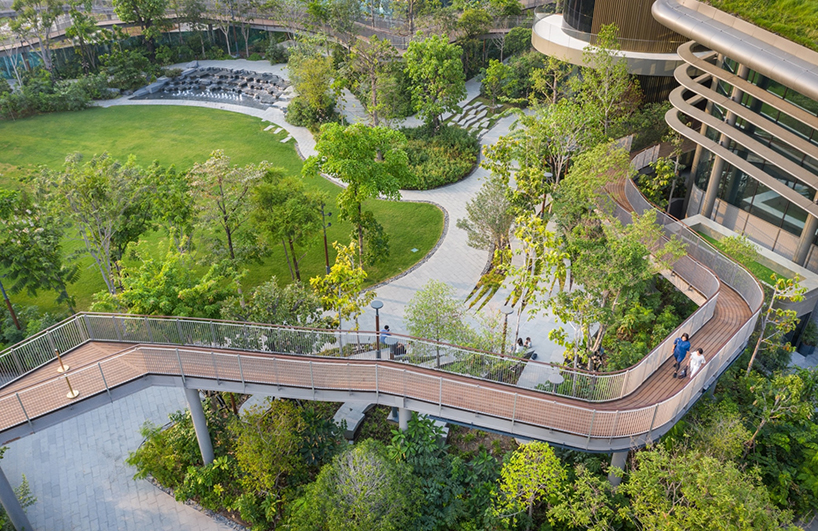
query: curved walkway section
[{"left": 0, "top": 201, "right": 762, "bottom": 452}]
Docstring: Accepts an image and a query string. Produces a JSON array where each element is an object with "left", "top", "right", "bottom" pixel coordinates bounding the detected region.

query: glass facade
[
  {"left": 562, "top": 0, "right": 596, "bottom": 34},
  {"left": 692, "top": 56, "right": 818, "bottom": 245}
]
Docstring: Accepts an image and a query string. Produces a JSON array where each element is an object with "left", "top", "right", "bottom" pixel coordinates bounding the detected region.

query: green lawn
[
  {"left": 0, "top": 106, "right": 444, "bottom": 314},
  {"left": 695, "top": 232, "right": 784, "bottom": 284},
  {"left": 704, "top": 0, "right": 818, "bottom": 53}
]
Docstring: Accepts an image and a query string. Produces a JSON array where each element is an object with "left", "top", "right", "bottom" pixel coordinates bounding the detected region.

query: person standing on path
[
  {"left": 688, "top": 348, "right": 706, "bottom": 378},
  {"left": 672, "top": 333, "right": 691, "bottom": 378}
]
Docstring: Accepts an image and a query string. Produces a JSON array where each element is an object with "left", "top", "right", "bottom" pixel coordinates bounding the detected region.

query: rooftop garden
[{"left": 703, "top": 0, "right": 818, "bottom": 52}]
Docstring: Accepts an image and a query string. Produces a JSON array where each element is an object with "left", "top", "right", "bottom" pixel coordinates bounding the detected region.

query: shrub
[
  {"left": 125, "top": 410, "right": 202, "bottom": 489},
  {"left": 162, "top": 68, "right": 183, "bottom": 79},
  {"left": 100, "top": 50, "right": 154, "bottom": 91},
  {"left": 400, "top": 125, "right": 480, "bottom": 189},
  {"left": 267, "top": 40, "right": 290, "bottom": 64},
  {"left": 285, "top": 95, "right": 338, "bottom": 131},
  {"left": 248, "top": 52, "right": 262, "bottom": 61}
]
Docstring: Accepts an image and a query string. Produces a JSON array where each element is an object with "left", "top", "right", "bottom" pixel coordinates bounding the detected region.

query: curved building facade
[
  {"left": 654, "top": 0, "right": 818, "bottom": 270},
  {"left": 532, "top": 0, "right": 687, "bottom": 100}
]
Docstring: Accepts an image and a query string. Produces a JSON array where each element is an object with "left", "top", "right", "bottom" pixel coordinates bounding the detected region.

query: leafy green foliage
[
  {"left": 404, "top": 35, "right": 466, "bottom": 130},
  {"left": 0, "top": 190, "right": 77, "bottom": 311},
  {"left": 704, "top": 0, "right": 818, "bottom": 52},
  {"left": 287, "top": 43, "right": 338, "bottom": 129},
  {"left": 400, "top": 125, "right": 479, "bottom": 189},
  {"left": 100, "top": 50, "right": 155, "bottom": 90},
  {"left": 620, "top": 445, "right": 799, "bottom": 531},
  {"left": 221, "top": 276, "right": 329, "bottom": 327},
  {"left": 746, "top": 274, "right": 805, "bottom": 375},
  {"left": 90, "top": 244, "right": 244, "bottom": 317},
  {"left": 287, "top": 439, "right": 423, "bottom": 531},
  {"left": 310, "top": 241, "right": 375, "bottom": 328},
  {"left": 304, "top": 122, "right": 409, "bottom": 265},
  {"left": 126, "top": 409, "right": 206, "bottom": 489},
  {"left": 493, "top": 441, "right": 566, "bottom": 530}
]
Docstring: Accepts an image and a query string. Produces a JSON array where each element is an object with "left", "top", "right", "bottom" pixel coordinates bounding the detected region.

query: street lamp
[
  {"left": 321, "top": 203, "right": 332, "bottom": 275},
  {"left": 371, "top": 299, "right": 383, "bottom": 359},
  {"left": 500, "top": 305, "right": 514, "bottom": 355}
]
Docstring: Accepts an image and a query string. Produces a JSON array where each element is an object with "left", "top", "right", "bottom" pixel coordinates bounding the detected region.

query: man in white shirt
[{"left": 689, "top": 348, "right": 705, "bottom": 379}]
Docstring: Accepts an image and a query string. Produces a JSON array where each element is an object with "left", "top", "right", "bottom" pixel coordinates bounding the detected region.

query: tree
[
  {"left": 148, "top": 163, "right": 195, "bottom": 253},
  {"left": 404, "top": 279, "right": 470, "bottom": 367},
  {"left": 456, "top": 173, "right": 515, "bottom": 254},
  {"left": 347, "top": 36, "right": 399, "bottom": 126},
  {"left": 745, "top": 274, "right": 805, "bottom": 376},
  {"left": 230, "top": 399, "right": 306, "bottom": 527},
  {"left": 66, "top": 0, "right": 104, "bottom": 72},
  {"left": 493, "top": 441, "right": 566, "bottom": 531},
  {"left": 0, "top": 448, "right": 36, "bottom": 531},
  {"left": 189, "top": 150, "right": 268, "bottom": 261},
  {"left": 288, "top": 439, "right": 423, "bottom": 531},
  {"left": 303, "top": 123, "right": 408, "bottom": 265},
  {"left": 482, "top": 59, "right": 514, "bottom": 111},
  {"left": 10, "top": 0, "right": 63, "bottom": 72},
  {"left": 252, "top": 171, "right": 325, "bottom": 282},
  {"left": 211, "top": 0, "right": 238, "bottom": 56},
  {"left": 501, "top": 214, "right": 567, "bottom": 345},
  {"left": 90, "top": 244, "right": 244, "bottom": 318},
  {"left": 310, "top": 241, "right": 375, "bottom": 329},
  {"left": 549, "top": 464, "right": 626, "bottom": 531},
  {"left": 40, "top": 153, "right": 150, "bottom": 296},
  {"left": 620, "top": 446, "right": 799, "bottom": 531},
  {"left": 744, "top": 372, "right": 813, "bottom": 453},
  {"left": 404, "top": 35, "right": 466, "bottom": 130},
  {"left": 721, "top": 234, "right": 758, "bottom": 269},
  {"left": 575, "top": 24, "right": 639, "bottom": 136},
  {"left": 0, "top": 190, "right": 78, "bottom": 311},
  {"left": 221, "top": 276, "right": 331, "bottom": 328},
  {"left": 112, "top": 0, "right": 169, "bottom": 57},
  {"left": 387, "top": 413, "right": 468, "bottom": 530},
  {"left": 287, "top": 41, "right": 337, "bottom": 126},
  {"left": 530, "top": 55, "right": 570, "bottom": 105}
]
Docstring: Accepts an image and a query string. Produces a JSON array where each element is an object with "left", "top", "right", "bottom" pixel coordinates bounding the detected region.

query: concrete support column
[
  {"left": 185, "top": 388, "right": 215, "bottom": 465},
  {"left": 0, "top": 465, "right": 32, "bottom": 531},
  {"left": 700, "top": 63, "right": 750, "bottom": 220},
  {"left": 794, "top": 194, "right": 818, "bottom": 265},
  {"left": 608, "top": 450, "right": 628, "bottom": 487},
  {"left": 398, "top": 407, "right": 410, "bottom": 431},
  {"left": 690, "top": 54, "right": 725, "bottom": 183},
  {"left": 701, "top": 155, "right": 725, "bottom": 218}
]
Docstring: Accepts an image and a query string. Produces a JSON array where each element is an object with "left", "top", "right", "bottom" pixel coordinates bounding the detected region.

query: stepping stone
[
  {"left": 474, "top": 109, "right": 487, "bottom": 119},
  {"left": 472, "top": 102, "right": 485, "bottom": 111},
  {"left": 264, "top": 125, "right": 274, "bottom": 131},
  {"left": 280, "top": 135, "right": 292, "bottom": 143},
  {"left": 478, "top": 128, "right": 488, "bottom": 137},
  {"left": 273, "top": 127, "right": 283, "bottom": 134}
]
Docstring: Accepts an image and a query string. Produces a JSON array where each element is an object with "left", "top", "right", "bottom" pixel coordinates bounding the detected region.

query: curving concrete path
[
  {"left": 2, "top": 60, "right": 567, "bottom": 531},
  {"left": 97, "top": 59, "right": 566, "bottom": 362}
]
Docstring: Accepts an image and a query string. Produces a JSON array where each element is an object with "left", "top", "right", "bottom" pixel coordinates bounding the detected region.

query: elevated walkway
[{"left": 0, "top": 181, "right": 762, "bottom": 454}]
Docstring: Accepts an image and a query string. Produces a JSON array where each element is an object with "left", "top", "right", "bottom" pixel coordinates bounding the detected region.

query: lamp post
[
  {"left": 371, "top": 299, "right": 383, "bottom": 359},
  {"left": 500, "top": 305, "right": 514, "bottom": 355},
  {"left": 321, "top": 203, "right": 332, "bottom": 274}
]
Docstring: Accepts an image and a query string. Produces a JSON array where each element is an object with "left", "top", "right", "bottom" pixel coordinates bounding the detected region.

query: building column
[
  {"left": 700, "top": 64, "right": 750, "bottom": 219},
  {"left": 398, "top": 408, "right": 411, "bottom": 431},
  {"left": 0, "top": 466, "right": 32, "bottom": 531},
  {"left": 608, "top": 451, "right": 628, "bottom": 487},
  {"left": 185, "top": 388, "right": 215, "bottom": 465},
  {"left": 794, "top": 212, "right": 818, "bottom": 266},
  {"left": 690, "top": 54, "right": 725, "bottom": 183}
]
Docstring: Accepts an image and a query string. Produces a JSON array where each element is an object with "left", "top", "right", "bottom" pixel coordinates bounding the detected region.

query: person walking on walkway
[
  {"left": 672, "top": 333, "right": 691, "bottom": 378},
  {"left": 688, "top": 348, "right": 705, "bottom": 378}
]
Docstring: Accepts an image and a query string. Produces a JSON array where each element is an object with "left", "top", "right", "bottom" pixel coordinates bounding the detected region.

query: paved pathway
[
  {"left": 3, "top": 387, "right": 233, "bottom": 531},
  {"left": 6, "top": 60, "right": 568, "bottom": 531}
]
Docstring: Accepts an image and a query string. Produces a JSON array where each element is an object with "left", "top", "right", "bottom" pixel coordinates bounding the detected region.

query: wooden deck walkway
[{"left": 0, "top": 180, "right": 758, "bottom": 449}]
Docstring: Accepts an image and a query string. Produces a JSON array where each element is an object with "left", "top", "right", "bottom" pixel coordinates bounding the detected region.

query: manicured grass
[
  {"left": 0, "top": 106, "right": 444, "bottom": 314},
  {"left": 704, "top": 0, "right": 818, "bottom": 52},
  {"left": 695, "top": 232, "right": 784, "bottom": 283}
]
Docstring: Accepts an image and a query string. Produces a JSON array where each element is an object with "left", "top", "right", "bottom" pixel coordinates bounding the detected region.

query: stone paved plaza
[{"left": 4, "top": 387, "right": 232, "bottom": 530}]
